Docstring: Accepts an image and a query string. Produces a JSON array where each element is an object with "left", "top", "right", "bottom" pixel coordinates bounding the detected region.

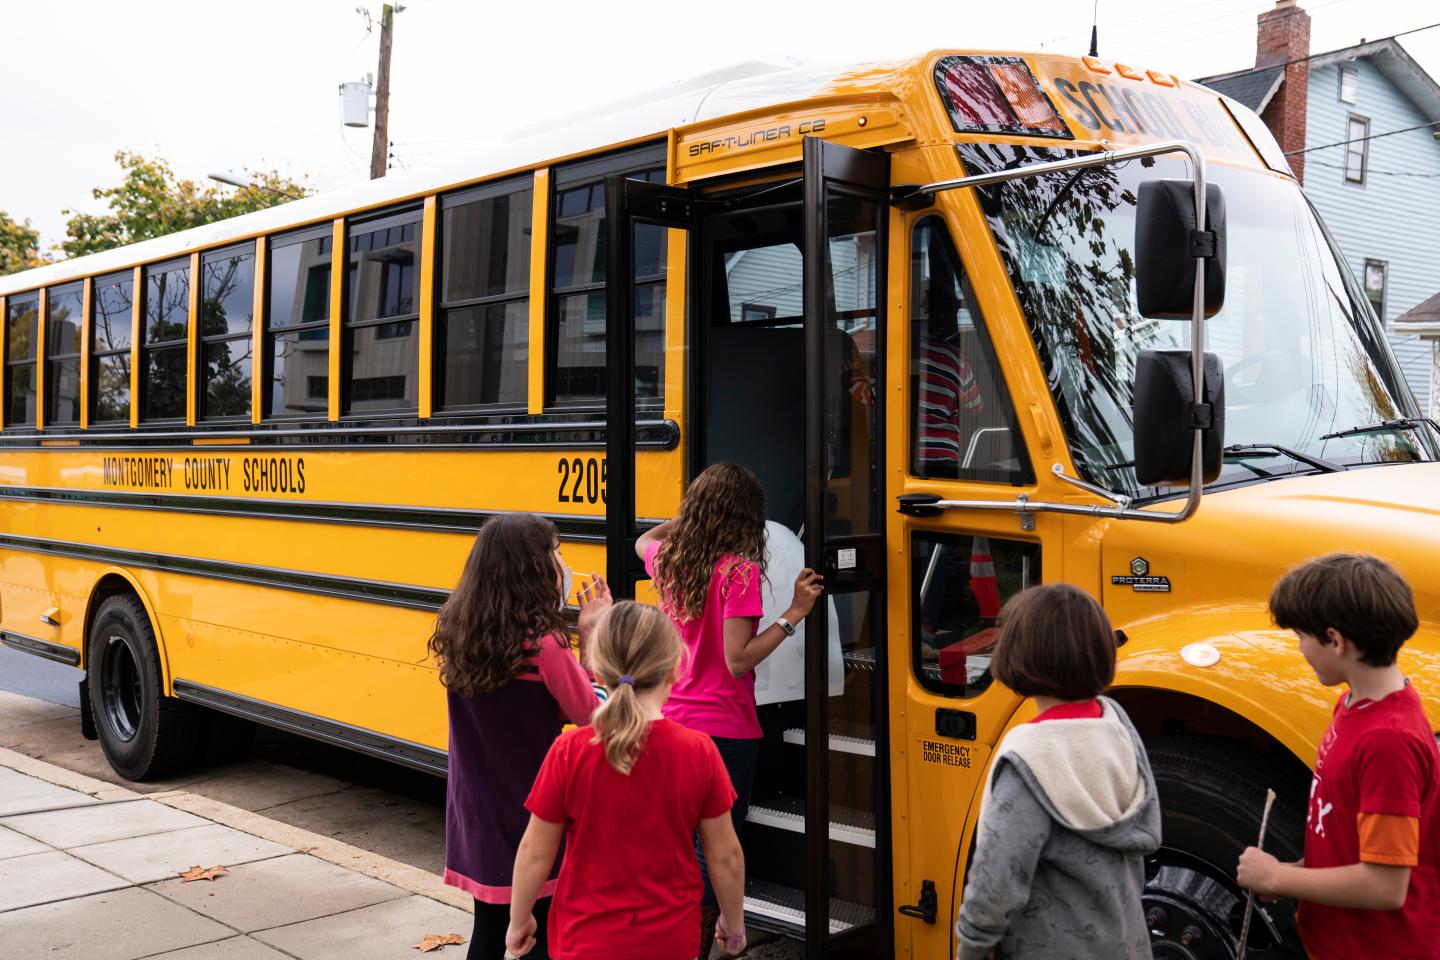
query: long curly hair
[
  {"left": 429, "top": 514, "right": 568, "bottom": 695},
  {"left": 653, "top": 462, "right": 767, "bottom": 624}
]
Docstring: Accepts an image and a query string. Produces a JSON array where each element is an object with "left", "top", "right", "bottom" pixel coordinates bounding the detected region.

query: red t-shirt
[
  {"left": 525, "top": 718, "right": 737, "bottom": 960},
  {"left": 1029, "top": 699, "right": 1104, "bottom": 723},
  {"left": 644, "top": 541, "right": 765, "bottom": 738},
  {"left": 1298, "top": 682, "right": 1440, "bottom": 960}
]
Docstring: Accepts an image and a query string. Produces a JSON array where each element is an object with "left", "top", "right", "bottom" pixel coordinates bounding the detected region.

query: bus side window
[
  {"left": 200, "top": 244, "right": 256, "bottom": 421},
  {"left": 5, "top": 291, "right": 39, "bottom": 427},
  {"left": 45, "top": 282, "right": 83, "bottom": 427},
  {"left": 266, "top": 225, "right": 333, "bottom": 420},
  {"left": 909, "top": 217, "right": 1032, "bottom": 484},
  {"left": 344, "top": 207, "right": 423, "bottom": 416},
  {"left": 141, "top": 259, "right": 190, "bottom": 423},
  {"left": 436, "top": 178, "right": 533, "bottom": 410},
  {"left": 92, "top": 272, "right": 134, "bottom": 425},
  {"left": 912, "top": 531, "right": 1039, "bottom": 697}
]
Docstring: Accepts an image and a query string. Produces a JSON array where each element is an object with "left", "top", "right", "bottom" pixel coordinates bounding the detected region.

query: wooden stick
[{"left": 1237, "top": 788, "right": 1278, "bottom": 960}]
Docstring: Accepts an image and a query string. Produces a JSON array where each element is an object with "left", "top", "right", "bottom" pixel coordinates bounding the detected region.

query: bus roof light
[
  {"left": 1147, "top": 70, "right": 1177, "bottom": 87},
  {"left": 988, "top": 63, "right": 1067, "bottom": 133},
  {"left": 1114, "top": 63, "right": 1145, "bottom": 81},
  {"left": 933, "top": 56, "right": 1073, "bottom": 141},
  {"left": 1082, "top": 56, "right": 1112, "bottom": 74}
]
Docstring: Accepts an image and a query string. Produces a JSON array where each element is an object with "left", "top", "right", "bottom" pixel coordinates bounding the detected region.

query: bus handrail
[{"left": 894, "top": 139, "right": 1211, "bottom": 527}]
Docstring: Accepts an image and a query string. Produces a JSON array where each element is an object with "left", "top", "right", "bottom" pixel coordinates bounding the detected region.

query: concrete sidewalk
[{"left": 0, "top": 748, "right": 473, "bottom": 960}]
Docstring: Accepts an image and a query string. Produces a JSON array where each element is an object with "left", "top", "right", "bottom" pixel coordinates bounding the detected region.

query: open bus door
[
  {"left": 798, "top": 137, "right": 892, "bottom": 958},
  {"left": 607, "top": 139, "right": 892, "bottom": 957}
]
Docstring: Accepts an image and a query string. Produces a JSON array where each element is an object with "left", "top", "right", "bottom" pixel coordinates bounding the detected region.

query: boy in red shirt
[{"left": 1238, "top": 553, "right": 1439, "bottom": 960}]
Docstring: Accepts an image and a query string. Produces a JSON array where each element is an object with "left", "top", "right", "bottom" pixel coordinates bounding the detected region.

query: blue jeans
[{"left": 698, "top": 735, "right": 759, "bottom": 906}]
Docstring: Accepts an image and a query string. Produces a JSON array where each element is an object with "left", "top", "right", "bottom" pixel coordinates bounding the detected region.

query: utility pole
[{"left": 370, "top": 3, "right": 395, "bottom": 179}]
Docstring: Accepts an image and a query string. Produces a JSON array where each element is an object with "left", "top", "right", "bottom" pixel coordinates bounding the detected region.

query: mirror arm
[
  {"left": 897, "top": 138, "right": 1211, "bottom": 526},
  {"left": 1049, "top": 463, "right": 1133, "bottom": 509}
]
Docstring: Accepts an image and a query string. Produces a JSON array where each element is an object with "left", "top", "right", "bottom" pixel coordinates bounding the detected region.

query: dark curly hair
[
  {"left": 429, "top": 514, "right": 568, "bottom": 694},
  {"left": 653, "top": 462, "right": 767, "bottom": 624}
]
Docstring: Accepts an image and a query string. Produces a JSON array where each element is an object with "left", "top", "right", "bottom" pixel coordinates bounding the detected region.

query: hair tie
[{"left": 618, "top": 675, "right": 635, "bottom": 686}]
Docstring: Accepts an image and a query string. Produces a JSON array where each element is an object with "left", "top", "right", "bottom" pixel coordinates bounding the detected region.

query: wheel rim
[
  {"left": 1144, "top": 848, "right": 1291, "bottom": 960},
  {"left": 100, "top": 632, "right": 143, "bottom": 742}
]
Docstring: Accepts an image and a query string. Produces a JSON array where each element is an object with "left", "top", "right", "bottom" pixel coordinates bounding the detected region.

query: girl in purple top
[
  {"left": 430, "top": 514, "right": 607, "bottom": 960},
  {"left": 635, "top": 462, "right": 822, "bottom": 948}
]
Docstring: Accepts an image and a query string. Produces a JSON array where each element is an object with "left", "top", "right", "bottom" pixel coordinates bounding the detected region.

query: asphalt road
[{"left": 0, "top": 648, "right": 803, "bottom": 959}]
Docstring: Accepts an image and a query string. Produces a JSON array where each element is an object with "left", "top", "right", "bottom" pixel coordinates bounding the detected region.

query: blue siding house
[{"left": 1201, "top": 2, "right": 1440, "bottom": 414}]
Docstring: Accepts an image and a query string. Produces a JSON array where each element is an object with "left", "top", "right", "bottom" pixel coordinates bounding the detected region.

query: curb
[{"left": 0, "top": 745, "right": 471, "bottom": 913}]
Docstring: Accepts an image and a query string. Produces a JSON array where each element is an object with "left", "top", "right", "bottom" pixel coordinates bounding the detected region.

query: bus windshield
[{"left": 958, "top": 143, "right": 1436, "bottom": 500}]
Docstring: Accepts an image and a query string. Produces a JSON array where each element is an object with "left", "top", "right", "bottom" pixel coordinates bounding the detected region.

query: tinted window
[
  {"left": 345, "top": 210, "right": 421, "bottom": 415},
  {"left": 437, "top": 181, "right": 533, "bottom": 412},
  {"left": 142, "top": 260, "right": 189, "bottom": 421},
  {"left": 439, "top": 302, "right": 528, "bottom": 407},
  {"left": 201, "top": 247, "right": 255, "bottom": 337},
  {"left": 912, "top": 531, "right": 1040, "bottom": 697},
  {"left": 5, "top": 293, "right": 39, "bottom": 426},
  {"left": 45, "top": 283, "right": 83, "bottom": 425},
  {"left": 909, "top": 218, "right": 1031, "bottom": 484},
  {"left": 145, "top": 262, "right": 189, "bottom": 345},
  {"left": 93, "top": 273, "right": 133, "bottom": 352},
  {"left": 349, "top": 218, "right": 418, "bottom": 323},
  {"left": 200, "top": 244, "right": 255, "bottom": 420},
  {"left": 47, "top": 284, "right": 83, "bottom": 356},
  {"left": 269, "top": 233, "right": 332, "bottom": 328},
  {"left": 91, "top": 272, "right": 133, "bottom": 424},
  {"left": 442, "top": 189, "right": 532, "bottom": 302},
  {"left": 547, "top": 164, "right": 665, "bottom": 406},
  {"left": 265, "top": 228, "right": 332, "bottom": 419}
]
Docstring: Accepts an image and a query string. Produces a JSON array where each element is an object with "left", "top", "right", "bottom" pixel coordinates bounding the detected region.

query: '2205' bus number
[{"left": 557, "top": 457, "right": 606, "bottom": 504}]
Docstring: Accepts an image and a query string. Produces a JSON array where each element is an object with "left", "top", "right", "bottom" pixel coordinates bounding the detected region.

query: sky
[{"left": 3, "top": 0, "right": 1438, "bottom": 251}]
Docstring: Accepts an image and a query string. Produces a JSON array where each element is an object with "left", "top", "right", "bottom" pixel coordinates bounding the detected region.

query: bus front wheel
[
  {"left": 1144, "top": 736, "right": 1309, "bottom": 960},
  {"left": 87, "top": 594, "right": 198, "bottom": 780}
]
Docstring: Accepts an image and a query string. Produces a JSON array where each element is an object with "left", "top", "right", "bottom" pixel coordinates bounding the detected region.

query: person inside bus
[
  {"left": 635, "top": 462, "right": 823, "bottom": 956},
  {"left": 429, "top": 514, "right": 610, "bottom": 960}
]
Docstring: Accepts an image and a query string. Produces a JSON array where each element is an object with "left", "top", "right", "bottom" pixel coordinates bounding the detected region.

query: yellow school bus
[{"left": 2, "top": 49, "right": 1437, "bottom": 959}]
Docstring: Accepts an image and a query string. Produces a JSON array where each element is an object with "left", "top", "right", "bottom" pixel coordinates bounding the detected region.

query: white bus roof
[{"left": 0, "top": 57, "right": 872, "bottom": 297}]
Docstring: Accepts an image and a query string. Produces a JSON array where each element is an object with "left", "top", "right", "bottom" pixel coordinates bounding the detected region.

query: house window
[
  {"left": 1363, "top": 259, "right": 1387, "bottom": 321},
  {"left": 1344, "top": 115, "right": 1370, "bottom": 184},
  {"left": 1339, "top": 66, "right": 1358, "bottom": 104}
]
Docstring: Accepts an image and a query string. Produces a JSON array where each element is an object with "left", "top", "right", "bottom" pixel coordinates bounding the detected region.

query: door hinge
[{"left": 898, "top": 879, "right": 938, "bottom": 924}]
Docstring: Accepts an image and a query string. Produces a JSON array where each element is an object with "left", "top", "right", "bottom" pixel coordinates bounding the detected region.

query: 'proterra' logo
[{"left": 1130, "top": 557, "right": 1149, "bottom": 577}]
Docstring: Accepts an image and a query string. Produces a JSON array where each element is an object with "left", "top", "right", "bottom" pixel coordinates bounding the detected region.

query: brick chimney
[{"left": 1255, "top": 0, "right": 1312, "bottom": 182}]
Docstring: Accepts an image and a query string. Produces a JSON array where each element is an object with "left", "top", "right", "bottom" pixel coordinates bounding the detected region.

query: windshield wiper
[
  {"left": 1224, "top": 444, "right": 1346, "bottom": 473},
  {"left": 1319, "top": 417, "right": 1440, "bottom": 441}
]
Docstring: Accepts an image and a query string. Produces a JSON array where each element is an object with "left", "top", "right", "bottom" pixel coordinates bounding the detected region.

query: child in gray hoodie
[{"left": 956, "top": 584, "right": 1161, "bottom": 960}]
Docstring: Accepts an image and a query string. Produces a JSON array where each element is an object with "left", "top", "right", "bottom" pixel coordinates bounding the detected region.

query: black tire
[
  {"left": 1144, "top": 736, "right": 1310, "bottom": 960},
  {"left": 87, "top": 593, "right": 200, "bottom": 780}
]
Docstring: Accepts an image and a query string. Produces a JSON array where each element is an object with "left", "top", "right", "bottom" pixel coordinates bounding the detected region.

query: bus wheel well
[
  {"left": 1109, "top": 686, "right": 1312, "bottom": 787},
  {"left": 83, "top": 574, "right": 146, "bottom": 669}
]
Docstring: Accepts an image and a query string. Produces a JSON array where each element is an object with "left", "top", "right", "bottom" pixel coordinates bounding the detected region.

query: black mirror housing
[
  {"left": 1133, "top": 349, "right": 1225, "bottom": 487},
  {"left": 1135, "top": 180, "right": 1226, "bottom": 319}
]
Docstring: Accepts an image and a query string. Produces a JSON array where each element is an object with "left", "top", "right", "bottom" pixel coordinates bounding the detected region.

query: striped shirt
[{"left": 918, "top": 334, "right": 983, "bottom": 469}]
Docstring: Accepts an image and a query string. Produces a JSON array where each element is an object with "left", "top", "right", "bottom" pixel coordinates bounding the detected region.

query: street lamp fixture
[{"left": 208, "top": 171, "right": 304, "bottom": 200}]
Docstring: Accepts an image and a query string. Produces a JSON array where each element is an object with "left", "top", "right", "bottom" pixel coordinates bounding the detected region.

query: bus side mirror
[
  {"left": 1135, "top": 180, "right": 1226, "bottom": 318},
  {"left": 1133, "top": 349, "right": 1225, "bottom": 487}
]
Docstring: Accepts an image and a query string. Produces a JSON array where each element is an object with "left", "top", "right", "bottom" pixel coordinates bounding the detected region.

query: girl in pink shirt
[{"left": 634, "top": 462, "right": 822, "bottom": 950}]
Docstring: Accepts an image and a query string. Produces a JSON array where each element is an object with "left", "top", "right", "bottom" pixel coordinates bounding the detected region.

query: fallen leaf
[
  {"left": 178, "top": 864, "right": 229, "bottom": 882},
  {"left": 412, "top": 933, "right": 466, "bottom": 952}
]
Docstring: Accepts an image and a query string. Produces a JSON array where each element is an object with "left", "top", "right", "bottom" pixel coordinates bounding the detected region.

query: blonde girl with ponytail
[{"left": 506, "top": 602, "right": 749, "bottom": 960}]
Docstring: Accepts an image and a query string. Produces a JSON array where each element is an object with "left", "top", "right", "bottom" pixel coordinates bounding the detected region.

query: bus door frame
[
  {"left": 801, "top": 136, "right": 894, "bottom": 958},
  {"left": 603, "top": 176, "right": 697, "bottom": 596}
]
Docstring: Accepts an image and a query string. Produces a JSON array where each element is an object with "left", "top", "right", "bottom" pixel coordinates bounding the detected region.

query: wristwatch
[{"left": 776, "top": 617, "right": 797, "bottom": 637}]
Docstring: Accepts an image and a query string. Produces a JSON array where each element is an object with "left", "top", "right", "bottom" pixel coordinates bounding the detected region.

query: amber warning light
[{"left": 933, "top": 56, "right": 1073, "bottom": 140}]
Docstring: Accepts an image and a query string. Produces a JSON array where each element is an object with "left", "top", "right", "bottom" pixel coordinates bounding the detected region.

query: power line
[
  {"left": 1286, "top": 118, "right": 1440, "bottom": 154},
  {"left": 1306, "top": 158, "right": 1440, "bottom": 178}
]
